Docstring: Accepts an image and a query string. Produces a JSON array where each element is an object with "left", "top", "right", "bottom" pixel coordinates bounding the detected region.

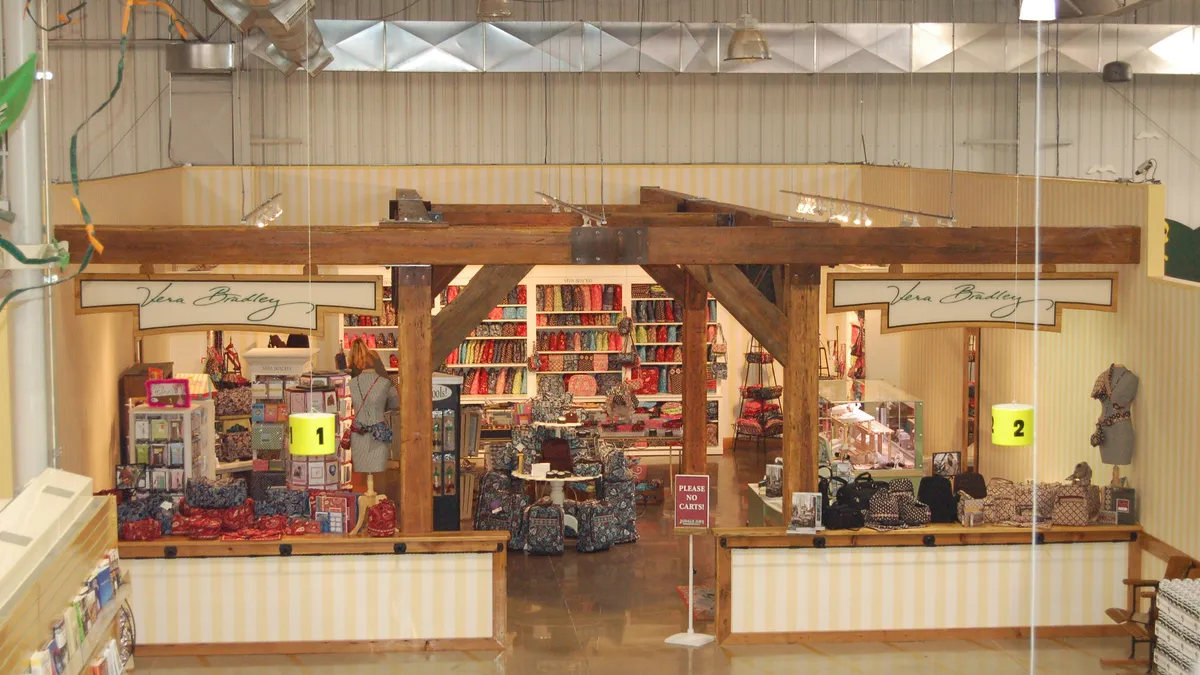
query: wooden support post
[
  {"left": 681, "top": 273, "right": 708, "bottom": 475},
  {"left": 430, "top": 265, "right": 535, "bottom": 365},
  {"left": 394, "top": 265, "right": 434, "bottom": 534},
  {"left": 782, "top": 264, "right": 821, "bottom": 499},
  {"left": 684, "top": 265, "right": 789, "bottom": 366}
]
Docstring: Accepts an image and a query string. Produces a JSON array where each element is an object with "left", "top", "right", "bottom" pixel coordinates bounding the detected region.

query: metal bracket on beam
[
  {"left": 0, "top": 241, "right": 68, "bottom": 271},
  {"left": 570, "top": 227, "right": 648, "bottom": 265},
  {"left": 393, "top": 265, "right": 431, "bottom": 286}
]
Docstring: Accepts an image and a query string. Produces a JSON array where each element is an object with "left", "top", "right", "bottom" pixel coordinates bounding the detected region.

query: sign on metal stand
[{"left": 666, "top": 474, "right": 715, "bottom": 648}]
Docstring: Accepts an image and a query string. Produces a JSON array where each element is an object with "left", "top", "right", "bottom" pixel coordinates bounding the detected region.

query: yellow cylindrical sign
[
  {"left": 289, "top": 412, "right": 337, "bottom": 456},
  {"left": 991, "top": 404, "right": 1034, "bottom": 446}
]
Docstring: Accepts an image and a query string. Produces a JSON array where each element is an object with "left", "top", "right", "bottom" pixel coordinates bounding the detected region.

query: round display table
[{"left": 511, "top": 471, "right": 597, "bottom": 532}]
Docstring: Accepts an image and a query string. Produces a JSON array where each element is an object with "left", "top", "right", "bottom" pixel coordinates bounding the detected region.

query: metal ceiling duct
[
  {"left": 204, "top": 0, "right": 332, "bottom": 75},
  {"left": 1017, "top": 0, "right": 1167, "bottom": 20}
]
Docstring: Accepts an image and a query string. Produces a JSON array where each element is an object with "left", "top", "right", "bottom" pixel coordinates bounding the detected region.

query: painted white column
[{"left": 4, "top": 0, "right": 54, "bottom": 490}]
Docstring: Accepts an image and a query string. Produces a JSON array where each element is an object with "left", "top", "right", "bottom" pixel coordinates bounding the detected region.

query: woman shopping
[{"left": 346, "top": 339, "right": 400, "bottom": 474}]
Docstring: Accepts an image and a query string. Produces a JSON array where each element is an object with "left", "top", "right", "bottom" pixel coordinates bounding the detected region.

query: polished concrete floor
[{"left": 139, "top": 450, "right": 1137, "bottom": 674}]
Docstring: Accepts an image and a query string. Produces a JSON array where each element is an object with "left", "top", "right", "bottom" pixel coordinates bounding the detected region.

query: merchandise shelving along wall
[
  {"left": 436, "top": 284, "right": 530, "bottom": 403},
  {"left": 434, "top": 266, "right": 746, "bottom": 454}
]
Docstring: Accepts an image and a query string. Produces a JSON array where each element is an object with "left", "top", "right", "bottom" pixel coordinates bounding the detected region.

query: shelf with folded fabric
[
  {"left": 539, "top": 350, "right": 622, "bottom": 354},
  {"left": 343, "top": 325, "right": 398, "bottom": 331},
  {"left": 634, "top": 322, "right": 721, "bottom": 326},
  {"left": 536, "top": 325, "right": 617, "bottom": 330},
  {"left": 480, "top": 319, "right": 526, "bottom": 323},
  {"left": 637, "top": 393, "right": 723, "bottom": 400},
  {"left": 444, "top": 363, "right": 527, "bottom": 368},
  {"left": 638, "top": 342, "right": 683, "bottom": 346},
  {"left": 463, "top": 336, "right": 526, "bottom": 340},
  {"left": 539, "top": 310, "right": 622, "bottom": 314},
  {"left": 639, "top": 361, "right": 682, "bottom": 365},
  {"left": 535, "top": 369, "right": 623, "bottom": 374}
]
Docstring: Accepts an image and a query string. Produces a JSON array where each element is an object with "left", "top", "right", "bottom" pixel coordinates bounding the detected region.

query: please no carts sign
[{"left": 674, "top": 474, "right": 710, "bottom": 532}]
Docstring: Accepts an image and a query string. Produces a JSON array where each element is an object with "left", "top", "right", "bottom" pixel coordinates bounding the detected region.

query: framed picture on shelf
[
  {"left": 933, "top": 452, "right": 961, "bottom": 477},
  {"left": 787, "top": 492, "right": 824, "bottom": 535},
  {"left": 145, "top": 378, "right": 191, "bottom": 408}
]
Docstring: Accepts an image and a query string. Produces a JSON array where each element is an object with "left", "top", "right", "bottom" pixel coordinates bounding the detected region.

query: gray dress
[
  {"left": 1090, "top": 365, "right": 1138, "bottom": 466},
  {"left": 349, "top": 372, "right": 400, "bottom": 473}
]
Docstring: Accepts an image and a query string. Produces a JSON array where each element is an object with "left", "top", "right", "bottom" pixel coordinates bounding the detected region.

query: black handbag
[
  {"left": 954, "top": 471, "right": 987, "bottom": 499},
  {"left": 818, "top": 466, "right": 848, "bottom": 511},
  {"left": 836, "top": 472, "right": 887, "bottom": 512},
  {"left": 824, "top": 504, "right": 864, "bottom": 530}
]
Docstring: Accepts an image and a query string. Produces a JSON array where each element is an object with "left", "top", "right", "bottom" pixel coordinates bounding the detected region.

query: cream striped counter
[
  {"left": 713, "top": 524, "right": 1142, "bottom": 645},
  {"left": 119, "top": 531, "right": 508, "bottom": 656}
]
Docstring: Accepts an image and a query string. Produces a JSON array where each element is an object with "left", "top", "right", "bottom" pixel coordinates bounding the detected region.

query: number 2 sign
[{"left": 991, "top": 404, "right": 1033, "bottom": 447}]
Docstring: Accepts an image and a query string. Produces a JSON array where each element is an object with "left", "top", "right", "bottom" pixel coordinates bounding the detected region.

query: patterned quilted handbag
[
  {"left": 900, "top": 501, "right": 932, "bottom": 526},
  {"left": 1052, "top": 484, "right": 1090, "bottom": 526},
  {"left": 567, "top": 374, "right": 598, "bottom": 397},
  {"left": 865, "top": 490, "right": 906, "bottom": 531},
  {"left": 603, "top": 448, "right": 631, "bottom": 481},
  {"left": 957, "top": 491, "right": 986, "bottom": 525},
  {"left": 576, "top": 500, "right": 621, "bottom": 553},
  {"left": 605, "top": 479, "right": 639, "bottom": 544},
  {"left": 667, "top": 366, "right": 683, "bottom": 394},
  {"left": 219, "top": 430, "right": 252, "bottom": 461},
  {"left": 523, "top": 497, "right": 565, "bottom": 555},
  {"left": 214, "top": 384, "right": 252, "bottom": 416}
]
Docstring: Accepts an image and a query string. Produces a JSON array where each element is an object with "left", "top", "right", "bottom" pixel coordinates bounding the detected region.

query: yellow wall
[
  {"left": 0, "top": 308, "right": 10, "bottom": 497},
  {"left": 888, "top": 181, "right": 1200, "bottom": 560}
]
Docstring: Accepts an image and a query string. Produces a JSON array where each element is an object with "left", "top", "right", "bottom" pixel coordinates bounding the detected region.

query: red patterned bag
[
  {"left": 367, "top": 498, "right": 397, "bottom": 537},
  {"left": 119, "top": 518, "right": 163, "bottom": 542},
  {"left": 220, "top": 498, "right": 256, "bottom": 532},
  {"left": 285, "top": 518, "right": 321, "bottom": 535},
  {"left": 255, "top": 515, "right": 288, "bottom": 532},
  {"left": 567, "top": 374, "right": 598, "bottom": 397},
  {"left": 187, "top": 517, "right": 223, "bottom": 540}
]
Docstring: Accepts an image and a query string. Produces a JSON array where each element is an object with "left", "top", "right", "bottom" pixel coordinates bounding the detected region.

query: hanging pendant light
[
  {"left": 477, "top": 0, "right": 512, "bottom": 20},
  {"left": 1018, "top": 0, "right": 1056, "bottom": 21},
  {"left": 725, "top": 10, "right": 771, "bottom": 62}
]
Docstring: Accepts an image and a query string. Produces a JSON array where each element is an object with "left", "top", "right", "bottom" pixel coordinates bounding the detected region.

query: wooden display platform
[
  {"left": 121, "top": 530, "right": 509, "bottom": 655},
  {"left": 119, "top": 530, "right": 508, "bottom": 559},
  {"left": 712, "top": 523, "right": 1142, "bottom": 645}
]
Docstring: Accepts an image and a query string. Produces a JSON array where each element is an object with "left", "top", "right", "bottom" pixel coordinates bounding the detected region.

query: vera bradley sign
[
  {"left": 76, "top": 274, "right": 382, "bottom": 336},
  {"left": 826, "top": 272, "right": 1116, "bottom": 333}
]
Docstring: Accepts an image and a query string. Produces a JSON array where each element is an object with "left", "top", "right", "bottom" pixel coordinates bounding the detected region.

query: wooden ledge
[
  {"left": 119, "top": 530, "right": 509, "bottom": 559},
  {"left": 713, "top": 523, "right": 1142, "bottom": 549},
  {"left": 135, "top": 637, "right": 505, "bottom": 656}
]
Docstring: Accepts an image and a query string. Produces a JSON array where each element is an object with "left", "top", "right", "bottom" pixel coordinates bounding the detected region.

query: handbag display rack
[{"left": 733, "top": 337, "right": 783, "bottom": 452}]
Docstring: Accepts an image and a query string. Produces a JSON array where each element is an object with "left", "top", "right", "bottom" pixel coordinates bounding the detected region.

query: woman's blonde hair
[{"left": 347, "top": 339, "right": 378, "bottom": 372}]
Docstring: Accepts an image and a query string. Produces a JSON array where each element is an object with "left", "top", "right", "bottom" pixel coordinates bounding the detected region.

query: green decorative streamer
[{"left": 0, "top": 55, "right": 37, "bottom": 136}]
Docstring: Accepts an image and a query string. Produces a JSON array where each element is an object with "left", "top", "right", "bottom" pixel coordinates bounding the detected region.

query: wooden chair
[{"left": 1102, "top": 555, "right": 1198, "bottom": 671}]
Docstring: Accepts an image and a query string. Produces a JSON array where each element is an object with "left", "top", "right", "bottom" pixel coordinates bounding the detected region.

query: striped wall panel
[
  {"left": 730, "top": 542, "right": 1128, "bottom": 634},
  {"left": 127, "top": 553, "right": 493, "bottom": 644}
]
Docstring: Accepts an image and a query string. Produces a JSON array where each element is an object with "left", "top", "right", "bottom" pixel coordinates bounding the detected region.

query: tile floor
[{"left": 139, "top": 451, "right": 1139, "bottom": 674}]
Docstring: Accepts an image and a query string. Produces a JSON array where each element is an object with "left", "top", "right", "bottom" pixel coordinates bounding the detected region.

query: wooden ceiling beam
[
  {"left": 430, "top": 265, "right": 535, "bottom": 365},
  {"left": 437, "top": 204, "right": 680, "bottom": 214},
  {"left": 639, "top": 186, "right": 820, "bottom": 228},
  {"left": 428, "top": 212, "right": 719, "bottom": 227},
  {"left": 56, "top": 224, "right": 1140, "bottom": 266},
  {"left": 685, "top": 265, "right": 789, "bottom": 365},
  {"left": 639, "top": 265, "right": 693, "bottom": 302}
]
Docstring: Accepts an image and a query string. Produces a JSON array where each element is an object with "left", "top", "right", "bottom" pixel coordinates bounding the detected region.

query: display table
[
  {"left": 119, "top": 530, "right": 508, "bottom": 655},
  {"left": 512, "top": 471, "right": 596, "bottom": 531},
  {"left": 746, "top": 483, "right": 784, "bottom": 527},
  {"left": 712, "top": 523, "right": 1142, "bottom": 645}
]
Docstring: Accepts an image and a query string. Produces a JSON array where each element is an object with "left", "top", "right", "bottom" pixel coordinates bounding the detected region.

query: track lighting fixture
[{"left": 242, "top": 193, "right": 283, "bottom": 228}]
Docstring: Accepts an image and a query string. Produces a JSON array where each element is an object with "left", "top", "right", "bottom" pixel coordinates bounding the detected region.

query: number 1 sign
[{"left": 289, "top": 412, "right": 337, "bottom": 456}]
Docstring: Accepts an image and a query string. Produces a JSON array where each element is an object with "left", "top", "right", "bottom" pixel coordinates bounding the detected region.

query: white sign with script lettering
[
  {"left": 826, "top": 273, "right": 1117, "bottom": 333},
  {"left": 76, "top": 274, "right": 382, "bottom": 336}
]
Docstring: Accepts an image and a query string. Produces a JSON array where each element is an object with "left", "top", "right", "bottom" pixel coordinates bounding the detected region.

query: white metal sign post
[{"left": 666, "top": 474, "right": 714, "bottom": 648}]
